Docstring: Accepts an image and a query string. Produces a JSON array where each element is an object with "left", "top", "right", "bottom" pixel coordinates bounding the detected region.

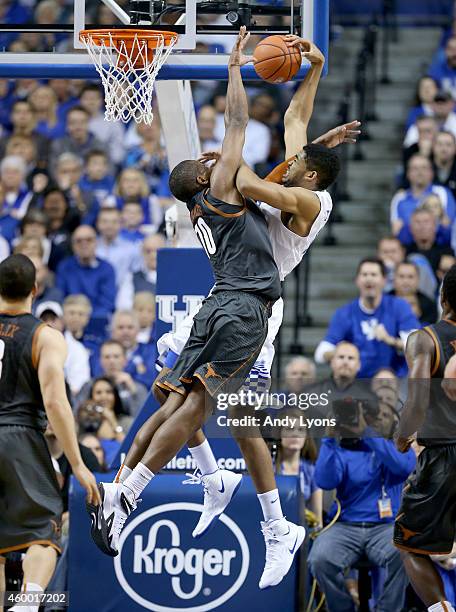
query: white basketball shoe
[
  {"left": 87, "top": 482, "right": 137, "bottom": 556},
  {"left": 259, "top": 517, "right": 306, "bottom": 589},
  {"left": 186, "top": 469, "right": 243, "bottom": 538}
]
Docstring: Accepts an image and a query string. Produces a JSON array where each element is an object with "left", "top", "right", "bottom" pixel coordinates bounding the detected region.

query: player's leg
[
  {"left": 394, "top": 446, "right": 456, "bottom": 612},
  {"left": 135, "top": 380, "right": 211, "bottom": 475},
  {"left": 94, "top": 382, "right": 214, "bottom": 556},
  {"left": 400, "top": 551, "right": 453, "bottom": 611},
  {"left": 233, "top": 429, "right": 305, "bottom": 589},
  {"left": 114, "top": 389, "right": 186, "bottom": 482},
  {"left": 0, "top": 556, "right": 5, "bottom": 612},
  {"left": 7, "top": 546, "right": 58, "bottom": 612},
  {"left": 0, "top": 427, "right": 62, "bottom": 612},
  {"left": 115, "top": 367, "right": 217, "bottom": 483}
]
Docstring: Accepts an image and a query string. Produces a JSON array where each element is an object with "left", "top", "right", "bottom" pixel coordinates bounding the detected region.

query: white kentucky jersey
[
  {"left": 259, "top": 189, "right": 333, "bottom": 281},
  {"left": 157, "top": 190, "right": 332, "bottom": 377}
]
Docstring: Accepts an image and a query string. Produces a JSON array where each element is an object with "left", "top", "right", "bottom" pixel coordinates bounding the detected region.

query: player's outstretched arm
[
  {"left": 395, "top": 330, "right": 433, "bottom": 452},
  {"left": 209, "top": 26, "right": 251, "bottom": 202},
  {"left": 283, "top": 38, "right": 325, "bottom": 158},
  {"left": 236, "top": 163, "right": 320, "bottom": 222},
  {"left": 36, "top": 326, "right": 100, "bottom": 504},
  {"left": 313, "top": 120, "right": 362, "bottom": 148}
]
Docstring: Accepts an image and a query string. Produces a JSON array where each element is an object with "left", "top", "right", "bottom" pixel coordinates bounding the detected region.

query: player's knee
[{"left": 152, "top": 381, "right": 167, "bottom": 405}]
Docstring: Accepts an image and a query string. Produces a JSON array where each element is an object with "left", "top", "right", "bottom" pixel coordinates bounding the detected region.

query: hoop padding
[{"left": 79, "top": 29, "right": 178, "bottom": 124}]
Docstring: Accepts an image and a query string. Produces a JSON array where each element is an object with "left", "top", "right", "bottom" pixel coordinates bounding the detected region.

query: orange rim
[{"left": 79, "top": 28, "right": 178, "bottom": 50}]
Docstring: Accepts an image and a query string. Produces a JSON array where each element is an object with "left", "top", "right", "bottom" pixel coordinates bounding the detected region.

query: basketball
[{"left": 253, "top": 35, "right": 302, "bottom": 84}]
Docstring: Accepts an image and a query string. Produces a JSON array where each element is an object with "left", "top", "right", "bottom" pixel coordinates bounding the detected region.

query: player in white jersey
[{"left": 113, "top": 36, "right": 360, "bottom": 589}]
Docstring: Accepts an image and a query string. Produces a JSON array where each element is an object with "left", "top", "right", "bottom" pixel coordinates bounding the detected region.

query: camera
[{"left": 332, "top": 397, "right": 379, "bottom": 428}]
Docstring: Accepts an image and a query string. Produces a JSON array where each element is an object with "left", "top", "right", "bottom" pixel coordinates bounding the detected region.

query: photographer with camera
[
  {"left": 76, "top": 380, "right": 125, "bottom": 466},
  {"left": 308, "top": 399, "right": 416, "bottom": 612}
]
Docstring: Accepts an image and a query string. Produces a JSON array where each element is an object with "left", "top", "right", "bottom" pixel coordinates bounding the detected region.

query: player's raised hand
[
  {"left": 313, "top": 120, "right": 362, "bottom": 148},
  {"left": 229, "top": 25, "right": 252, "bottom": 66},
  {"left": 73, "top": 463, "right": 101, "bottom": 506},
  {"left": 198, "top": 151, "right": 221, "bottom": 165},
  {"left": 285, "top": 35, "right": 325, "bottom": 65}
]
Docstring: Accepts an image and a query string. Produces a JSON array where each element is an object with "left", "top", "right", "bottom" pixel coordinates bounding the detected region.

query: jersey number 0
[{"left": 194, "top": 218, "right": 216, "bottom": 257}]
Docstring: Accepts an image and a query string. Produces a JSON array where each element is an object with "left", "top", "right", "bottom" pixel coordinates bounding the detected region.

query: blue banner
[
  {"left": 155, "top": 248, "right": 214, "bottom": 341},
  {"left": 69, "top": 474, "right": 300, "bottom": 611}
]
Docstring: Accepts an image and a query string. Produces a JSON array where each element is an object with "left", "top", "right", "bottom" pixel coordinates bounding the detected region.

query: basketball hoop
[{"left": 79, "top": 29, "right": 178, "bottom": 124}]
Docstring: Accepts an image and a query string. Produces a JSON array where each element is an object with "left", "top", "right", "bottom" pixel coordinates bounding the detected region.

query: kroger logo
[{"left": 114, "top": 502, "right": 250, "bottom": 612}]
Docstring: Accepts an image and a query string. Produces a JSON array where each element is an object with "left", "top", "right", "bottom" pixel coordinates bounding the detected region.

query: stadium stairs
[{"left": 280, "top": 26, "right": 442, "bottom": 370}]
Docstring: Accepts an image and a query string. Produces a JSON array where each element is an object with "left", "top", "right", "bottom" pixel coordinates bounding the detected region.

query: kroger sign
[{"left": 114, "top": 502, "right": 250, "bottom": 612}]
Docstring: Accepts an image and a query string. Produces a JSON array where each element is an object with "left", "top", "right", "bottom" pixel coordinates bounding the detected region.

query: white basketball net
[{"left": 80, "top": 31, "right": 177, "bottom": 124}]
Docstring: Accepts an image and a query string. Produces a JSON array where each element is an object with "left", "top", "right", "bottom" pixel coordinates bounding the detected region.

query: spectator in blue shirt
[
  {"left": 0, "top": 193, "right": 19, "bottom": 246},
  {"left": 119, "top": 201, "right": 147, "bottom": 244},
  {"left": 29, "top": 85, "right": 66, "bottom": 141},
  {"left": 308, "top": 404, "right": 416, "bottom": 612},
  {"left": 123, "top": 121, "right": 170, "bottom": 196},
  {"left": 315, "top": 259, "right": 420, "bottom": 377},
  {"left": 429, "top": 37, "right": 456, "bottom": 99},
  {"left": 391, "top": 154, "right": 455, "bottom": 243},
  {"left": 56, "top": 224, "right": 116, "bottom": 322},
  {"left": 105, "top": 168, "right": 164, "bottom": 232},
  {"left": 405, "top": 76, "right": 438, "bottom": 130},
  {"left": 79, "top": 150, "right": 115, "bottom": 204},
  {"left": 109, "top": 310, "right": 157, "bottom": 389},
  {"left": 50, "top": 106, "right": 104, "bottom": 169}
]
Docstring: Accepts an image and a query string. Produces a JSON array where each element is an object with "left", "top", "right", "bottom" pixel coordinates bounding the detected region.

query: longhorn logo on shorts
[
  {"left": 205, "top": 363, "right": 222, "bottom": 379},
  {"left": 114, "top": 502, "right": 250, "bottom": 611}
]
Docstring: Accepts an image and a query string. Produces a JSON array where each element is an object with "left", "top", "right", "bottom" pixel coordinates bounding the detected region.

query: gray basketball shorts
[{"left": 157, "top": 291, "right": 272, "bottom": 398}]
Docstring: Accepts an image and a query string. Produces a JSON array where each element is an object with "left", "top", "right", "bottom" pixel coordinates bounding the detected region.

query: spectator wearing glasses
[{"left": 56, "top": 224, "right": 116, "bottom": 323}]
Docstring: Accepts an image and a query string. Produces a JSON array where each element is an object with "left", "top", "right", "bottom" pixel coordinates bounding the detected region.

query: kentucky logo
[
  {"left": 361, "top": 318, "right": 379, "bottom": 341},
  {"left": 156, "top": 295, "right": 206, "bottom": 332}
]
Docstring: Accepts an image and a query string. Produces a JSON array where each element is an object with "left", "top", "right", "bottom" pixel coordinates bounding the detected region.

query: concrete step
[
  {"left": 319, "top": 222, "right": 389, "bottom": 246},
  {"left": 347, "top": 160, "right": 397, "bottom": 181}
]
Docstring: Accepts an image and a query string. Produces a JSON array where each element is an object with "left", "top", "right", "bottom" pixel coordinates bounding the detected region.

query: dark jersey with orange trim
[
  {"left": 0, "top": 313, "right": 47, "bottom": 431},
  {"left": 188, "top": 190, "right": 281, "bottom": 301},
  {"left": 417, "top": 319, "right": 456, "bottom": 445}
]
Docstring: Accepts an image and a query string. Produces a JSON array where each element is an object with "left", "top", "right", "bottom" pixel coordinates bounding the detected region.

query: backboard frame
[{"left": 0, "top": 0, "right": 328, "bottom": 80}]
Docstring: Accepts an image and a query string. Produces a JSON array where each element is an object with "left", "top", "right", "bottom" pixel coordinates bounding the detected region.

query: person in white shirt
[
  {"left": 95, "top": 207, "right": 142, "bottom": 302},
  {"left": 0, "top": 235, "right": 9, "bottom": 262},
  {"left": 36, "top": 300, "right": 91, "bottom": 397},
  {"left": 117, "top": 232, "right": 165, "bottom": 310}
]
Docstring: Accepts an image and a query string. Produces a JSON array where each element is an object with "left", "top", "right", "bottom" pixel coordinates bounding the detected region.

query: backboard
[{"left": 0, "top": 0, "right": 328, "bottom": 80}]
